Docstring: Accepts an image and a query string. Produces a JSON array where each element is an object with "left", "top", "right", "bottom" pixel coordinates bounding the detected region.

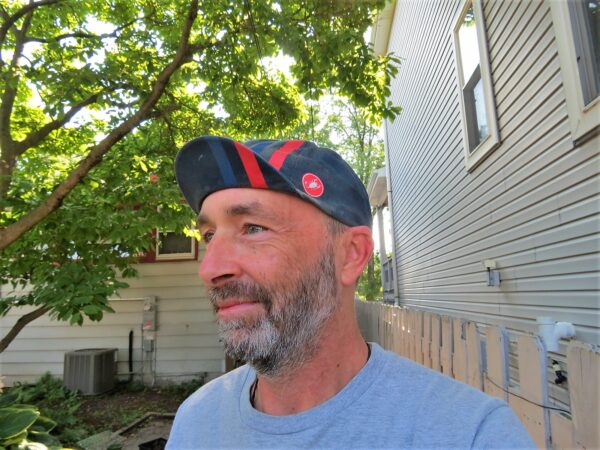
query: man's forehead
[{"left": 197, "top": 188, "right": 321, "bottom": 224}]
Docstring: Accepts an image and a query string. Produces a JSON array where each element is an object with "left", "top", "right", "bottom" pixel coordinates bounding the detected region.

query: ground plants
[
  {"left": 4, "top": 373, "right": 86, "bottom": 446},
  {"left": 0, "top": 390, "right": 61, "bottom": 449},
  {"left": 1, "top": 373, "right": 205, "bottom": 447}
]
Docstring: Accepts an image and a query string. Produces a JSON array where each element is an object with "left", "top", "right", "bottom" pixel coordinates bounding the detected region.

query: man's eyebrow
[{"left": 196, "top": 201, "right": 277, "bottom": 227}]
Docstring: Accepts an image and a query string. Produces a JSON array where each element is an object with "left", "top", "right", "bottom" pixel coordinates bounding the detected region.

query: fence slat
[
  {"left": 453, "top": 318, "right": 468, "bottom": 383},
  {"left": 440, "top": 316, "right": 453, "bottom": 377},
  {"left": 408, "top": 309, "right": 416, "bottom": 362},
  {"left": 549, "top": 412, "right": 574, "bottom": 450},
  {"left": 422, "top": 312, "right": 431, "bottom": 368},
  {"left": 466, "top": 321, "right": 482, "bottom": 390},
  {"left": 509, "top": 335, "right": 549, "bottom": 449},
  {"left": 415, "top": 310, "right": 423, "bottom": 365},
  {"left": 567, "top": 341, "right": 600, "bottom": 449},
  {"left": 484, "top": 326, "right": 509, "bottom": 402},
  {"left": 393, "top": 308, "right": 402, "bottom": 356},
  {"left": 431, "top": 314, "right": 441, "bottom": 372}
]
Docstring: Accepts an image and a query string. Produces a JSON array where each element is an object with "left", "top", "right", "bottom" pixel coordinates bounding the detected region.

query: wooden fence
[{"left": 355, "top": 301, "right": 599, "bottom": 449}]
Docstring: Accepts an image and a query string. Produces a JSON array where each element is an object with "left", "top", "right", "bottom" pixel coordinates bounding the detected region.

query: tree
[
  {"left": 326, "top": 99, "right": 388, "bottom": 301},
  {"left": 0, "top": 0, "right": 399, "bottom": 351},
  {"left": 290, "top": 96, "right": 391, "bottom": 300}
]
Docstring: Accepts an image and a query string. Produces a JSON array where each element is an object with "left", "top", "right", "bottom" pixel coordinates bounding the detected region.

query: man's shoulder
[
  {"left": 178, "top": 364, "right": 251, "bottom": 411},
  {"left": 373, "top": 343, "right": 496, "bottom": 406},
  {"left": 369, "top": 344, "right": 534, "bottom": 447}
]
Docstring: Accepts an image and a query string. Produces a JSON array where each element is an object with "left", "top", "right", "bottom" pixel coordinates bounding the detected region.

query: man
[{"left": 167, "top": 136, "right": 533, "bottom": 449}]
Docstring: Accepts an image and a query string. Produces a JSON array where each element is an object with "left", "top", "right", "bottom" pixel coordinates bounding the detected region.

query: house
[
  {"left": 360, "top": 0, "right": 599, "bottom": 447},
  {"left": 369, "top": 0, "right": 599, "bottom": 346},
  {"left": 0, "top": 230, "right": 224, "bottom": 386}
]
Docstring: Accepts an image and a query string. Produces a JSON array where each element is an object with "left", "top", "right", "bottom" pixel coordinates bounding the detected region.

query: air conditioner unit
[{"left": 63, "top": 348, "right": 117, "bottom": 395}]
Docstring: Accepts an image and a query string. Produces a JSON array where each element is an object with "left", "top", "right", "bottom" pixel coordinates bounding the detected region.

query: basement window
[
  {"left": 550, "top": 0, "right": 600, "bottom": 143},
  {"left": 452, "top": 0, "right": 500, "bottom": 171},
  {"left": 155, "top": 230, "right": 196, "bottom": 260}
]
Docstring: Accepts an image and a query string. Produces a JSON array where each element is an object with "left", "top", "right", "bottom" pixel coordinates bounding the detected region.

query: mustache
[{"left": 209, "top": 281, "right": 273, "bottom": 311}]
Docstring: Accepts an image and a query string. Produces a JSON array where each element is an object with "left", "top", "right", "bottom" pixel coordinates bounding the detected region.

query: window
[
  {"left": 452, "top": 0, "right": 500, "bottom": 170},
  {"left": 155, "top": 230, "right": 196, "bottom": 260},
  {"left": 550, "top": 0, "right": 600, "bottom": 143}
]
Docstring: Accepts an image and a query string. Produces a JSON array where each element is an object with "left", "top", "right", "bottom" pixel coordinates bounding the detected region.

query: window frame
[
  {"left": 549, "top": 0, "right": 600, "bottom": 144},
  {"left": 138, "top": 229, "right": 198, "bottom": 263},
  {"left": 452, "top": 0, "right": 501, "bottom": 171},
  {"left": 154, "top": 229, "right": 197, "bottom": 261}
]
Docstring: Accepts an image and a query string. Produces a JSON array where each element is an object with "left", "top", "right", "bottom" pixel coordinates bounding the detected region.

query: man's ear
[{"left": 339, "top": 226, "right": 375, "bottom": 287}]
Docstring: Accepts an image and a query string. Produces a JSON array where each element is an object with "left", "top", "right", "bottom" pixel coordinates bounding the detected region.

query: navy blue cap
[{"left": 175, "top": 136, "right": 372, "bottom": 227}]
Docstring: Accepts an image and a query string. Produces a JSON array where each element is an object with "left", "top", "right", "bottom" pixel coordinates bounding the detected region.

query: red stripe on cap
[
  {"left": 233, "top": 141, "right": 268, "bottom": 189},
  {"left": 268, "top": 140, "right": 305, "bottom": 170}
]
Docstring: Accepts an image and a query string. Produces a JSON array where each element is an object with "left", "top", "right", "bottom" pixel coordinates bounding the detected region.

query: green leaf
[
  {"left": 0, "top": 407, "right": 39, "bottom": 439},
  {"left": 30, "top": 415, "right": 57, "bottom": 433},
  {"left": 27, "top": 430, "right": 61, "bottom": 447},
  {"left": 0, "top": 393, "right": 18, "bottom": 408}
]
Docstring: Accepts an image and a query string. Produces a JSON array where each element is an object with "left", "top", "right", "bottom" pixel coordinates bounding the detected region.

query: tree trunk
[
  {"left": 366, "top": 255, "right": 375, "bottom": 301},
  {"left": 0, "top": 305, "right": 50, "bottom": 353}
]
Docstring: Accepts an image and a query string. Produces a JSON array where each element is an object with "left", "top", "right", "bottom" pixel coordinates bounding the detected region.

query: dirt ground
[{"left": 77, "top": 385, "right": 189, "bottom": 434}]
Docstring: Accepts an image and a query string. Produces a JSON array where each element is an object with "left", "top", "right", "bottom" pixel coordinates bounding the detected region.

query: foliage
[
  {"left": 288, "top": 96, "right": 388, "bottom": 300},
  {"left": 357, "top": 251, "right": 383, "bottom": 301},
  {"left": 157, "top": 376, "right": 205, "bottom": 398},
  {"left": 0, "top": 386, "right": 63, "bottom": 449},
  {"left": 0, "top": 0, "right": 400, "bottom": 350},
  {"left": 5, "top": 373, "right": 87, "bottom": 445}
]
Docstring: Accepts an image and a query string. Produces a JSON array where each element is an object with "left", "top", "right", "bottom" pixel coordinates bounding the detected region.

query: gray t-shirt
[{"left": 167, "top": 343, "right": 534, "bottom": 449}]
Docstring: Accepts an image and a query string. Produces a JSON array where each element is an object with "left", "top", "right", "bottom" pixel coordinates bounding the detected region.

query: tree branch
[
  {"left": 12, "top": 91, "right": 103, "bottom": 157},
  {"left": 23, "top": 13, "right": 154, "bottom": 44},
  {"left": 0, "top": 0, "right": 63, "bottom": 53},
  {"left": 0, "top": 9, "right": 33, "bottom": 150},
  {"left": 0, "top": 0, "right": 200, "bottom": 251},
  {"left": 0, "top": 305, "right": 50, "bottom": 352}
]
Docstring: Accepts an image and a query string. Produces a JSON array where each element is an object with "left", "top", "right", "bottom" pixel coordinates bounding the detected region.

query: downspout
[
  {"left": 383, "top": 120, "right": 400, "bottom": 306},
  {"left": 128, "top": 329, "right": 134, "bottom": 383}
]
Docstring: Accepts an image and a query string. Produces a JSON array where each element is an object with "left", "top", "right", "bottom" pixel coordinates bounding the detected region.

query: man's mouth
[{"left": 215, "top": 299, "right": 261, "bottom": 316}]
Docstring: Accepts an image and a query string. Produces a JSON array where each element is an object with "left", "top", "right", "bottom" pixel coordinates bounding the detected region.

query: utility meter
[{"left": 142, "top": 296, "right": 157, "bottom": 331}]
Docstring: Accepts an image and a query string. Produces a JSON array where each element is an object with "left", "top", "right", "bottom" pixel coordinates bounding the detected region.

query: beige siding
[
  {"left": 0, "top": 252, "right": 224, "bottom": 386},
  {"left": 385, "top": 0, "right": 599, "bottom": 345}
]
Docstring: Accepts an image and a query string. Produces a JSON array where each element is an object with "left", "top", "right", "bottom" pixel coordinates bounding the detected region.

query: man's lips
[{"left": 215, "top": 299, "right": 261, "bottom": 316}]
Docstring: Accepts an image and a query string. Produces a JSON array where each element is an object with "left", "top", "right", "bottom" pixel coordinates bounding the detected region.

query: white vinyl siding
[
  {"left": 0, "top": 251, "right": 223, "bottom": 385},
  {"left": 384, "top": 0, "right": 599, "bottom": 346}
]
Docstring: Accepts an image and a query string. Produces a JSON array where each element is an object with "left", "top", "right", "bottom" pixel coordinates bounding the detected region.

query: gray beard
[{"left": 209, "top": 245, "right": 338, "bottom": 378}]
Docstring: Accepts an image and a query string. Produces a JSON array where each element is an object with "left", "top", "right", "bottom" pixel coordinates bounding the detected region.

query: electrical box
[
  {"left": 142, "top": 336, "right": 154, "bottom": 353},
  {"left": 142, "top": 296, "right": 157, "bottom": 331}
]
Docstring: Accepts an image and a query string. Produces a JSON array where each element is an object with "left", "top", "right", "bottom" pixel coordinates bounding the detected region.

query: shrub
[{"left": 5, "top": 373, "right": 88, "bottom": 445}]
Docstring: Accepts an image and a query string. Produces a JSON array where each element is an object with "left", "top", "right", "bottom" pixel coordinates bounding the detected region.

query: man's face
[{"left": 197, "top": 188, "right": 341, "bottom": 377}]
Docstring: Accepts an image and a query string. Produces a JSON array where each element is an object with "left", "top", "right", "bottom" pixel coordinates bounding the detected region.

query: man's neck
[{"left": 251, "top": 316, "right": 369, "bottom": 416}]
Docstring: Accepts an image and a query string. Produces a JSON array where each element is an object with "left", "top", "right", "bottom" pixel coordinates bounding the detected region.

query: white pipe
[{"left": 536, "top": 316, "right": 576, "bottom": 352}]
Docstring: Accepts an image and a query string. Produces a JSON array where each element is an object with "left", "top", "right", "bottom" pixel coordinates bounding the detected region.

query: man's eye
[
  {"left": 246, "top": 224, "right": 266, "bottom": 235},
  {"left": 202, "top": 231, "right": 215, "bottom": 243}
]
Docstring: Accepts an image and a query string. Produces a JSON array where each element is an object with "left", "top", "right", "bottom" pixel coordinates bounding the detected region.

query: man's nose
[{"left": 198, "top": 234, "right": 241, "bottom": 286}]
